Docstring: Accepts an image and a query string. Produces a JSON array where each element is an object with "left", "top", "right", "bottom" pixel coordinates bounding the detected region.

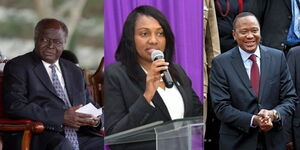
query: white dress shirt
[
  {"left": 42, "top": 60, "right": 71, "bottom": 105},
  {"left": 239, "top": 46, "right": 261, "bottom": 78},
  {"left": 238, "top": 46, "right": 261, "bottom": 128}
]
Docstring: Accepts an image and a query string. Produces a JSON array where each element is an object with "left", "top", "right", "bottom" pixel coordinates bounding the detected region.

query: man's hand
[
  {"left": 91, "top": 116, "right": 101, "bottom": 127},
  {"left": 253, "top": 114, "right": 273, "bottom": 132},
  {"left": 259, "top": 117, "right": 273, "bottom": 132},
  {"left": 254, "top": 109, "right": 278, "bottom": 132},
  {"left": 258, "top": 109, "right": 277, "bottom": 121},
  {"left": 286, "top": 142, "right": 294, "bottom": 150},
  {"left": 63, "top": 105, "right": 98, "bottom": 129}
]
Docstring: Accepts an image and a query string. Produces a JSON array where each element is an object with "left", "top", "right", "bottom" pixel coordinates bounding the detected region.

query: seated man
[{"left": 3, "top": 18, "right": 103, "bottom": 150}]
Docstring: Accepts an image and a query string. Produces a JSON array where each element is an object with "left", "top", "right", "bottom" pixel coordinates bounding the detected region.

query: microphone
[{"left": 151, "top": 50, "right": 174, "bottom": 88}]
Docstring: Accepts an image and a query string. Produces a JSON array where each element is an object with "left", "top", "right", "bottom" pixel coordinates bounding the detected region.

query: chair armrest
[
  {"left": 0, "top": 118, "right": 44, "bottom": 134},
  {"left": 0, "top": 118, "right": 44, "bottom": 150}
]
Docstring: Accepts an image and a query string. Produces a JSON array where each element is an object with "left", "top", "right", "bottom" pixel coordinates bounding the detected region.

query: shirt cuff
[
  {"left": 273, "top": 109, "right": 281, "bottom": 122},
  {"left": 149, "top": 101, "right": 155, "bottom": 108},
  {"left": 250, "top": 115, "right": 257, "bottom": 128}
]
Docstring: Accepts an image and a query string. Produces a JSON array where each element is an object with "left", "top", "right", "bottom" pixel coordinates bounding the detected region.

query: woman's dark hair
[{"left": 115, "top": 5, "right": 180, "bottom": 82}]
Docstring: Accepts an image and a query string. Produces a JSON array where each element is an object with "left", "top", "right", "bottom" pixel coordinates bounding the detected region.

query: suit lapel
[
  {"left": 174, "top": 80, "right": 188, "bottom": 117},
  {"left": 131, "top": 65, "right": 146, "bottom": 92},
  {"left": 152, "top": 93, "right": 172, "bottom": 120},
  {"left": 129, "top": 65, "right": 172, "bottom": 120},
  {"left": 231, "top": 47, "right": 256, "bottom": 97},
  {"left": 31, "top": 53, "right": 63, "bottom": 102},
  {"left": 59, "top": 60, "right": 74, "bottom": 105},
  {"left": 258, "top": 46, "right": 271, "bottom": 102}
]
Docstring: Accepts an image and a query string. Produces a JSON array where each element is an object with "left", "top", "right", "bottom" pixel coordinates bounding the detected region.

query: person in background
[
  {"left": 203, "top": 0, "right": 221, "bottom": 149},
  {"left": 104, "top": 5, "right": 202, "bottom": 150},
  {"left": 61, "top": 50, "right": 80, "bottom": 67},
  {"left": 251, "top": 0, "right": 300, "bottom": 54},
  {"left": 286, "top": 46, "right": 300, "bottom": 150},
  {"left": 3, "top": 18, "right": 103, "bottom": 150},
  {"left": 210, "top": 12, "right": 297, "bottom": 150},
  {"left": 215, "top": 0, "right": 255, "bottom": 53}
]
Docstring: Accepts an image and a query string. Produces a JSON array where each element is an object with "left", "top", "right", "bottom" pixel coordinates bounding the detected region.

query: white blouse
[
  {"left": 157, "top": 85, "right": 184, "bottom": 120},
  {"left": 141, "top": 65, "right": 185, "bottom": 120}
]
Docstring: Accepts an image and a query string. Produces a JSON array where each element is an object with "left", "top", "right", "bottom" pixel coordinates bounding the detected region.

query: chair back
[
  {"left": 89, "top": 57, "right": 104, "bottom": 106},
  {"left": 0, "top": 61, "right": 44, "bottom": 150},
  {"left": 0, "top": 60, "right": 7, "bottom": 118},
  {"left": 0, "top": 71, "right": 4, "bottom": 118}
]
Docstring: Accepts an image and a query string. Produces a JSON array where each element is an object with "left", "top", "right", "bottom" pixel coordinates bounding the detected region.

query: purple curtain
[
  {"left": 104, "top": 1, "right": 203, "bottom": 150},
  {"left": 104, "top": 0, "right": 203, "bottom": 99}
]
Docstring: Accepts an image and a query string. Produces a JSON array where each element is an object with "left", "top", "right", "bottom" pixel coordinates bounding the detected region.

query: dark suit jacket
[
  {"left": 104, "top": 62, "right": 202, "bottom": 150},
  {"left": 251, "top": 0, "right": 291, "bottom": 50},
  {"left": 287, "top": 46, "right": 300, "bottom": 150},
  {"left": 3, "top": 51, "right": 102, "bottom": 149},
  {"left": 210, "top": 45, "right": 297, "bottom": 150}
]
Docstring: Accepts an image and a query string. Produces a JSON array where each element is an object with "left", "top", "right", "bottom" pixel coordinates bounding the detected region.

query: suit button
[
  {"left": 288, "top": 16, "right": 291, "bottom": 19},
  {"left": 285, "top": 29, "right": 289, "bottom": 33},
  {"left": 281, "top": 43, "right": 285, "bottom": 47}
]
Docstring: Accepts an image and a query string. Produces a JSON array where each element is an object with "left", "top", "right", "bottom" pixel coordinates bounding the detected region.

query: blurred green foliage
[
  {"left": 0, "top": 0, "right": 103, "bottom": 44},
  {"left": 0, "top": 0, "right": 103, "bottom": 69},
  {"left": 0, "top": 16, "right": 34, "bottom": 38}
]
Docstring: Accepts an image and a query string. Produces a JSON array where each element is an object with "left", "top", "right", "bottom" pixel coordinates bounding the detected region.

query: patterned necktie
[
  {"left": 249, "top": 54, "right": 260, "bottom": 96},
  {"left": 50, "top": 64, "right": 79, "bottom": 150}
]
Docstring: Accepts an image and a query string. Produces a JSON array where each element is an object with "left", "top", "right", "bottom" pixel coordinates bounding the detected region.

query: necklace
[{"left": 216, "top": 0, "right": 231, "bottom": 17}]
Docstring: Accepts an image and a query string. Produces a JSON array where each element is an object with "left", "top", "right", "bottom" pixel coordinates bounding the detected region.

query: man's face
[
  {"left": 35, "top": 28, "right": 66, "bottom": 64},
  {"left": 233, "top": 16, "right": 261, "bottom": 53}
]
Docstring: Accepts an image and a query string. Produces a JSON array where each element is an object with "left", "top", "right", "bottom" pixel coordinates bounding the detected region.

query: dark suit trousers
[
  {"left": 257, "top": 131, "right": 266, "bottom": 150},
  {"left": 109, "top": 140, "right": 155, "bottom": 150},
  {"left": 78, "top": 133, "right": 103, "bottom": 150},
  {"left": 3, "top": 131, "right": 103, "bottom": 150}
]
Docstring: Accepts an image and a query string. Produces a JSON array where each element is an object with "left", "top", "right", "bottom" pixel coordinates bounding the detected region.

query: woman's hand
[{"left": 143, "top": 59, "right": 169, "bottom": 102}]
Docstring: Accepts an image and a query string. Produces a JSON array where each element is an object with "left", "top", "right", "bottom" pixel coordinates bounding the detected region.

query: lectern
[{"left": 105, "top": 117, "right": 203, "bottom": 150}]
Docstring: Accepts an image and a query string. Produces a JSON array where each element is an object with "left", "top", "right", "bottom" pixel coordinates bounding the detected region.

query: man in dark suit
[
  {"left": 210, "top": 12, "right": 298, "bottom": 150},
  {"left": 286, "top": 46, "right": 300, "bottom": 150},
  {"left": 251, "top": 0, "right": 295, "bottom": 53},
  {"left": 3, "top": 18, "right": 103, "bottom": 150}
]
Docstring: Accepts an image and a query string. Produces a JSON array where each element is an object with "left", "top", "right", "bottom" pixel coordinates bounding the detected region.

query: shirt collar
[
  {"left": 239, "top": 46, "right": 261, "bottom": 63},
  {"left": 42, "top": 59, "right": 61, "bottom": 73}
]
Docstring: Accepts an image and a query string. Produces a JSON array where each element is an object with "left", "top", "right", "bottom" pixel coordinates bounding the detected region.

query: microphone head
[{"left": 151, "top": 50, "right": 164, "bottom": 61}]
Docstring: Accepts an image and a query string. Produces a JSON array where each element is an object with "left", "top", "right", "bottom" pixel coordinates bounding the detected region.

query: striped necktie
[{"left": 50, "top": 64, "right": 79, "bottom": 150}]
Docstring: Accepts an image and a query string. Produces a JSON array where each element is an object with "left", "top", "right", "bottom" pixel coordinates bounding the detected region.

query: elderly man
[
  {"left": 210, "top": 12, "right": 298, "bottom": 150},
  {"left": 3, "top": 18, "right": 103, "bottom": 150}
]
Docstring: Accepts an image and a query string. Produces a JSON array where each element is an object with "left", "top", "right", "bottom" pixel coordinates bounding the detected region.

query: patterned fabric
[
  {"left": 286, "top": 0, "right": 300, "bottom": 45},
  {"left": 50, "top": 64, "right": 79, "bottom": 150},
  {"left": 249, "top": 54, "right": 260, "bottom": 96}
]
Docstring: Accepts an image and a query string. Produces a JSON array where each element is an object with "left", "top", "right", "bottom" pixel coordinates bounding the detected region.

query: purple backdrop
[{"left": 104, "top": 0, "right": 203, "bottom": 99}]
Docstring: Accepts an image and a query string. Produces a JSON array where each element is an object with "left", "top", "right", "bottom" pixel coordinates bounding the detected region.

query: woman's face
[{"left": 134, "top": 15, "right": 166, "bottom": 64}]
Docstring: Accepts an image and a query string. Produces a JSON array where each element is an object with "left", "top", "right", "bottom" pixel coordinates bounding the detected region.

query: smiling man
[
  {"left": 3, "top": 18, "right": 103, "bottom": 150},
  {"left": 209, "top": 12, "right": 298, "bottom": 150}
]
